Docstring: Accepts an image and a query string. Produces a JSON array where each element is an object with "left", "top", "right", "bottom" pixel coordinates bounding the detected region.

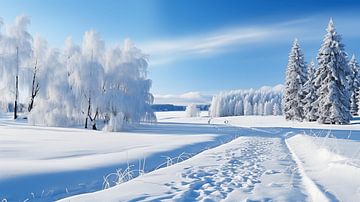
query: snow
[
  {"left": 287, "top": 134, "right": 360, "bottom": 201},
  {"left": 60, "top": 112, "right": 360, "bottom": 202},
  {"left": 1, "top": 111, "right": 360, "bottom": 201},
  {"left": 0, "top": 112, "right": 237, "bottom": 201},
  {"left": 61, "top": 136, "right": 306, "bottom": 202}
]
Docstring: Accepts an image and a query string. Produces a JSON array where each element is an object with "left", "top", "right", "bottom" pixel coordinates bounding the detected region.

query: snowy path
[
  {"left": 171, "top": 137, "right": 305, "bottom": 201},
  {"left": 61, "top": 135, "right": 307, "bottom": 201}
]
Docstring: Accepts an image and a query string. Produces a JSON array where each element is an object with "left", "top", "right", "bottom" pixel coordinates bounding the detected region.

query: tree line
[{"left": 209, "top": 85, "right": 283, "bottom": 117}]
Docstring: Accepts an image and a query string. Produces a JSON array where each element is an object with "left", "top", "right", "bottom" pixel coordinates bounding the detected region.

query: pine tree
[
  {"left": 283, "top": 39, "right": 307, "bottom": 121},
  {"left": 315, "top": 19, "right": 352, "bottom": 124},
  {"left": 302, "top": 60, "right": 318, "bottom": 121},
  {"left": 348, "top": 54, "right": 360, "bottom": 116}
]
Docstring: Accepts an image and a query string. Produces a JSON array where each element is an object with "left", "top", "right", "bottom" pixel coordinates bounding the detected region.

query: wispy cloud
[
  {"left": 141, "top": 14, "right": 360, "bottom": 67},
  {"left": 141, "top": 20, "right": 304, "bottom": 67},
  {"left": 154, "top": 91, "right": 213, "bottom": 105}
]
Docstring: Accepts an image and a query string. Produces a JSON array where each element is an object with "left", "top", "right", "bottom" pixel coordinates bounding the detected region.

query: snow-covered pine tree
[
  {"left": 348, "top": 54, "right": 360, "bottom": 116},
  {"left": 302, "top": 60, "right": 318, "bottom": 121},
  {"left": 315, "top": 19, "right": 352, "bottom": 124},
  {"left": 283, "top": 39, "right": 307, "bottom": 121}
]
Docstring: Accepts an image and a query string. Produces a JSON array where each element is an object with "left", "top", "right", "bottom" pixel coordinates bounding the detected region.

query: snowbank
[{"left": 286, "top": 134, "right": 360, "bottom": 201}]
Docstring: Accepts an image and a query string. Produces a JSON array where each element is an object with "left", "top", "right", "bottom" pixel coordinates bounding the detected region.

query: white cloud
[
  {"left": 140, "top": 20, "right": 304, "bottom": 67},
  {"left": 141, "top": 15, "right": 360, "bottom": 68},
  {"left": 154, "top": 91, "right": 212, "bottom": 106}
]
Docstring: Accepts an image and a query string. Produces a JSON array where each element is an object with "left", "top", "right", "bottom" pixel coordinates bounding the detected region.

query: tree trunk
[
  {"left": 28, "top": 60, "right": 39, "bottom": 112},
  {"left": 14, "top": 100, "right": 17, "bottom": 119},
  {"left": 14, "top": 47, "right": 19, "bottom": 119},
  {"left": 85, "top": 97, "right": 91, "bottom": 128},
  {"left": 89, "top": 109, "right": 98, "bottom": 130}
]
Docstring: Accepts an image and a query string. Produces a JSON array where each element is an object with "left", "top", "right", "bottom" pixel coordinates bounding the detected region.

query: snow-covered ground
[
  {"left": 61, "top": 136, "right": 306, "bottom": 201},
  {"left": 0, "top": 112, "right": 238, "bottom": 201},
  {"left": 1, "top": 111, "right": 360, "bottom": 201}
]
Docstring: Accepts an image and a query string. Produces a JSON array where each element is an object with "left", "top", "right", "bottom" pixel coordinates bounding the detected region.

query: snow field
[
  {"left": 0, "top": 113, "right": 240, "bottom": 201},
  {"left": 2, "top": 112, "right": 360, "bottom": 201},
  {"left": 60, "top": 113, "right": 360, "bottom": 201}
]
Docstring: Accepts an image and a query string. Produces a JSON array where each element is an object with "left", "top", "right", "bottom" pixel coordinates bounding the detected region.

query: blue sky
[{"left": 1, "top": 0, "right": 360, "bottom": 104}]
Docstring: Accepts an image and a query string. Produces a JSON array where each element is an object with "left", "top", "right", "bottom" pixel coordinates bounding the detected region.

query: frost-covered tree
[
  {"left": 244, "top": 99, "right": 253, "bottom": 116},
  {"left": 264, "top": 101, "right": 273, "bottom": 115},
  {"left": 234, "top": 100, "right": 244, "bottom": 116},
  {"left": 258, "top": 102, "right": 264, "bottom": 116},
  {"left": 100, "top": 39, "right": 155, "bottom": 131},
  {"left": 28, "top": 40, "right": 78, "bottom": 127},
  {"left": 0, "top": 16, "right": 155, "bottom": 131},
  {"left": 27, "top": 36, "right": 47, "bottom": 113},
  {"left": 0, "top": 16, "right": 33, "bottom": 115},
  {"left": 283, "top": 39, "right": 307, "bottom": 121},
  {"left": 302, "top": 61, "right": 318, "bottom": 121},
  {"left": 185, "top": 104, "right": 200, "bottom": 117},
  {"left": 348, "top": 54, "right": 360, "bottom": 116},
  {"left": 273, "top": 103, "right": 281, "bottom": 116},
  {"left": 66, "top": 31, "right": 105, "bottom": 129},
  {"left": 27, "top": 59, "right": 39, "bottom": 112},
  {"left": 315, "top": 19, "right": 351, "bottom": 124}
]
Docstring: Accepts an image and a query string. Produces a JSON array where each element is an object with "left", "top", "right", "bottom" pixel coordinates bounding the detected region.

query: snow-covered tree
[
  {"left": 264, "top": 101, "right": 273, "bottom": 115},
  {"left": 244, "top": 99, "right": 253, "bottom": 116},
  {"left": 185, "top": 104, "right": 200, "bottom": 117},
  {"left": 348, "top": 54, "right": 360, "bottom": 116},
  {"left": 27, "top": 59, "right": 39, "bottom": 112},
  {"left": 100, "top": 39, "right": 155, "bottom": 131},
  {"left": 234, "top": 100, "right": 244, "bottom": 116},
  {"left": 0, "top": 16, "right": 33, "bottom": 115},
  {"left": 315, "top": 19, "right": 352, "bottom": 124},
  {"left": 0, "top": 16, "right": 157, "bottom": 131},
  {"left": 302, "top": 61, "right": 318, "bottom": 121},
  {"left": 28, "top": 41, "right": 79, "bottom": 127},
  {"left": 67, "top": 30, "right": 105, "bottom": 129},
  {"left": 273, "top": 103, "right": 281, "bottom": 115},
  {"left": 257, "top": 101, "right": 268, "bottom": 116},
  {"left": 283, "top": 39, "right": 307, "bottom": 121}
]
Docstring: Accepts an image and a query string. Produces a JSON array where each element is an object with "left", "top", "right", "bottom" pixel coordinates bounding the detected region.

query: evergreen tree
[
  {"left": 302, "top": 61, "right": 318, "bottom": 121},
  {"left": 348, "top": 54, "right": 360, "bottom": 116},
  {"left": 283, "top": 39, "right": 307, "bottom": 121},
  {"left": 315, "top": 19, "right": 352, "bottom": 124}
]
